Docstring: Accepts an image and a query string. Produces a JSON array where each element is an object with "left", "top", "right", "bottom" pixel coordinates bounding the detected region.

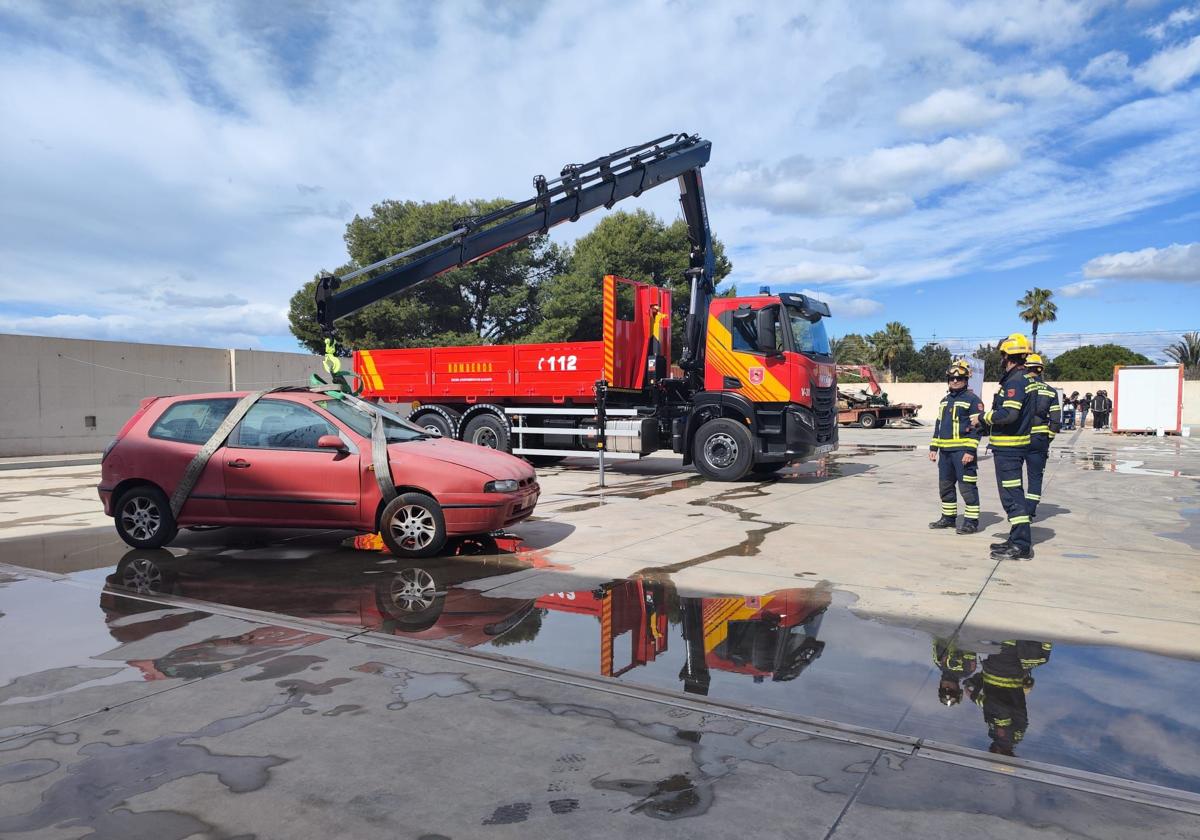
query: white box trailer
[{"left": 1112, "top": 364, "right": 1185, "bottom": 434}]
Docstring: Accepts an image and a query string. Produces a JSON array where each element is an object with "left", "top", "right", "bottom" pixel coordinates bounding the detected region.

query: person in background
[
  {"left": 1078, "top": 392, "right": 1092, "bottom": 429},
  {"left": 1093, "top": 389, "right": 1112, "bottom": 429},
  {"left": 1062, "top": 391, "right": 1078, "bottom": 430}
]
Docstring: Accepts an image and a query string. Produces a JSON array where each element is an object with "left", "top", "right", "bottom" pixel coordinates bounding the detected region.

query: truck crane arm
[{"left": 314, "top": 133, "right": 715, "bottom": 376}]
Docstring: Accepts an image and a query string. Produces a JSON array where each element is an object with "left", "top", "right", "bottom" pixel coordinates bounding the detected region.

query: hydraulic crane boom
[{"left": 314, "top": 132, "right": 714, "bottom": 380}]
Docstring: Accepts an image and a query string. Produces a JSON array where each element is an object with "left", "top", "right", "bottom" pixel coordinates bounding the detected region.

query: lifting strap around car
[
  {"left": 170, "top": 388, "right": 275, "bottom": 518},
  {"left": 308, "top": 380, "right": 397, "bottom": 505}
]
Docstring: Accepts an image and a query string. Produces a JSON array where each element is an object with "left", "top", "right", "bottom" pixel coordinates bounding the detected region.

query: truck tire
[
  {"left": 463, "top": 413, "right": 510, "bottom": 452},
  {"left": 692, "top": 418, "right": 754, "bottom": 481},
  {"left": 412, "top": 407, "right": 458, "bottom": 438},
  {"left": 858, "top": 412, "right": 879, "bottom": 429},
  {"left": 379, "top": 493, "right": 448, "bottom": 558}
]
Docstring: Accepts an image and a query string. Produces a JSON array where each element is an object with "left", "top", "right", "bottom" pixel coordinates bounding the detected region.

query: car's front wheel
[
  {"left": 379, "top": 493, "right": 448, "bottom": 558},
  {"left": 114, "top": 485, "right": 178, "bottom": 549}
]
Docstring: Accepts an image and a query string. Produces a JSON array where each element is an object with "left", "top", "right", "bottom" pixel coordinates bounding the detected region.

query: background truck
[
  {"left": 835, "top": 364, "right": 921, "bottom": 429},
  {"left": 315, "top": 134, "right": 839, "bottom": 481}
]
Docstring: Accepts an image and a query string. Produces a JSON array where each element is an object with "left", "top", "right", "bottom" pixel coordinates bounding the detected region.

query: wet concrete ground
[{"left": 2, "top": 427, "right": 1199, "bottom": 838}]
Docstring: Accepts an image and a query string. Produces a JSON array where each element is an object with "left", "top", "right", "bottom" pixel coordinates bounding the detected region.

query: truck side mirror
[{"left": 756, "top": 307, "right": 780, "bottom": 355}]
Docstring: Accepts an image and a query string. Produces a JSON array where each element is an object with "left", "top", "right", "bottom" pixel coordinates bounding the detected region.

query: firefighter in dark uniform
[
  {"left": 972, "top": 333, "right": 1038, "bottom": 560},
  {"left": 964, "top": 640, "right": 1053, "bottom": 755},
  {"left": 1024, "top": 353, "right": 1060, "bottom": 520},
  {"left": 928, "top": 360, "right": 985, "bottom": 534},
  {"left": 933, "top": 636, "right": 978, "bottom": 706}
]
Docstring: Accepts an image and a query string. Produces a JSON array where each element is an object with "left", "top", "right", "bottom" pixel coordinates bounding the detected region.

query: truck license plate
[{"left": 815, "top": 444, "right": 835, "bottom": 456}]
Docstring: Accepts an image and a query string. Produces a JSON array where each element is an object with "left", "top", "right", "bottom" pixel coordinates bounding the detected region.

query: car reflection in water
[
  {"left": 934, "top": 636, "right": 1054, "bottom": 756},
  {"left": 101, "top": 534, "right": 831, "bottom": 695}
]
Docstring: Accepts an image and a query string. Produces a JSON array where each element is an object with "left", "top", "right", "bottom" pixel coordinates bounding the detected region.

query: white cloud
[
  {"left": 1059, "top": 279, "right": 1105, "bottom": 297},
  {"left": 767, "top": 262, "right": 877, "bottom": 283},
  {"left": 992, "top": 67, "right": 1087, "bottom": 99},
  {"left": 1, "top": 304, "right": 290, "bottom": 349},
  {"left": 1145, "top": 3, "right": 1200, "bottom": 39},
  {"left": 1135, "top": 34, "right": 1200, "bottom": 91},
  {"left": 795, "top": 289, "right": 884, "bottom": 319},
  {"left": 773, "top": 236, "right": 866, "bottom": 253},
  {"left": 898, "top": 88, "right": 1016, "bottom": 131},
  {"left": 1082, "top": 242, "right": 1200, "bottom": 282},
  {"left": 725, "top": 136, "right": 1019, "bottom": 218},
  {"left": 1081, "top": 50, "right": 1131, "bottom": 81}
]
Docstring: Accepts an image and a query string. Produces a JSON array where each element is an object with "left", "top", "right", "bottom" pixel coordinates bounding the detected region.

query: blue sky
[{"left": 0, "top": 1, "right": 1197, "bottom": 360}]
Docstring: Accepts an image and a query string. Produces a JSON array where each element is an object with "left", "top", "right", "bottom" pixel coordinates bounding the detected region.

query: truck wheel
[
  {"left": 114, "top": 485, "right": 178, "bottom": 549},
  {"left": 412, "top": 409, "right": 457, "bottom": 438},
  {"left": 692, "top": 418, "right": 754, "bottom": 481},
  {"left": 380, "top": 493, "right": 448, "bottom": 558},
  {"left": 858, "top": 412, "right": 879, "bottom": 429},
  {"left": 463, "top": 414, "right": 510, "bottom": 451}
]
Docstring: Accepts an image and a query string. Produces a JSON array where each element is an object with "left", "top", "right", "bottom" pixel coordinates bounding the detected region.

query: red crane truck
[{"left": 315, "top": 134, "right": 838, "bottom": 481}]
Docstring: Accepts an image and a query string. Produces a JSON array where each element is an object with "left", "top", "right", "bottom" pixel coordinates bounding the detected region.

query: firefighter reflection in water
[
  {"left": 933, "top": 637, "right": 978, "bottom": 707},
  {"left": 936, "top": 639, "right": 1054, "bottom": 755}
]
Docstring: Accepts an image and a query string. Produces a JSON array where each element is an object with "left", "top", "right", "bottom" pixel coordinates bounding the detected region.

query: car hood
[{"left": 387, "top": 437, "right": 534, "bottom": 481}]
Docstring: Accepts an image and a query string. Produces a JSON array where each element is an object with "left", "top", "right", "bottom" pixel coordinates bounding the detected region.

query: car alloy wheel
[
  {"left": 121, "top": 556, "right": 163, "bottom": 593},
  {"left": 388, "top": 504, "right": 438, "bottom": 551},
  {"left": 121, "top": 496, "right": 162, "bottom": 542},
  {"left": 387, "top": 567, "right": 438, "bottom": 612}
]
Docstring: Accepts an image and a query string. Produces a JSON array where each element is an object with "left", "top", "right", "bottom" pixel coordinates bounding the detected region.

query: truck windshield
[
  {"left": 316, "top": 398, "right": 430, "bottom": 442},
  {"left": 785, "top": 307, "right": 832, "bottom": 357}
]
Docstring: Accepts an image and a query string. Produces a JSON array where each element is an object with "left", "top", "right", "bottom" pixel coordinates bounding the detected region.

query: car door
[
  {"left": 142, "top": 397, "right": 237, "bottom": 523},
  {"left": 222, "top": 398, "right": 362, "bottom": 527}
]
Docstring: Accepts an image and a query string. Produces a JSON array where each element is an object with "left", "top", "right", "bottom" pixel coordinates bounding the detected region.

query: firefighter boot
[
  {"left": 990, "top": 538, "right": 1012, "bottom": 550},
  {"left": 991, "top": 544, "right": 1034, "bottom": 561},
  {"left": 957, "top": 520, "right": 978, "bottom": 535},
  {"left": 929, "top": 516, "right": 956, "bottom": 529}
]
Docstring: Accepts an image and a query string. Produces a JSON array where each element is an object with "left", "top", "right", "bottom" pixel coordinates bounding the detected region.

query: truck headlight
[{"left": 485, "top": 479, "right": 519, "bottom": 493}]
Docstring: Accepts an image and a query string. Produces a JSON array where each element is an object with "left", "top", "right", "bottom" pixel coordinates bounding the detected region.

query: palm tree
[
  {"left": 1165, "top": 332, "right": 1200, "bottom": 379},
  {"left": 1016, "top": 288, "right": 1058, "bottom": 350},
  {"left": 869, "top": 321, "right": 913, "bottom": 382}
]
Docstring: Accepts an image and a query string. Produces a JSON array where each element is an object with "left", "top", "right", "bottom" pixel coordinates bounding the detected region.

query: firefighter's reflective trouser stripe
[
  {"left": 1025, "top": 438, "right": 1049, "bottom": 516},
  {"left": 994, "top": 451, "right": 1032, "bottom": 551},
  {"left": 938, "top": 451, "right": 979, "bottom": 520}
]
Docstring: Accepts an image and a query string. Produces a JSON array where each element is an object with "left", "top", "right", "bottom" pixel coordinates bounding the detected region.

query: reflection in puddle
[{"left": 0, "top": 516, "right": 1172, "bottom": 800}]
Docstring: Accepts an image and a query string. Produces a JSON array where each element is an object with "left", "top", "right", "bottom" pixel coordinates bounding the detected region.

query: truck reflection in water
[
  {"left": 934, "top": 636, "right": 1054, "bottom": 756},
  {"left": 100, "top": 535, "right": 829, "bottom": 694}
]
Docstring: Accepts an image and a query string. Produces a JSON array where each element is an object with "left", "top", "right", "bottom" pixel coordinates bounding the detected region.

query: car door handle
[{"left": 227, "top": 459, "right": 252, "bottom": 468}]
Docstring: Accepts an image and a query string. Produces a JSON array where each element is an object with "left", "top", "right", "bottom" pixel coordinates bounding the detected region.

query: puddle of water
[{"left": 81, "top": 541, "right": 1200, "bottom": 796}]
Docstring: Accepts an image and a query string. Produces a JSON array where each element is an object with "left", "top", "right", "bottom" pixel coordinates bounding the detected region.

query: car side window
[
  {"left": 148, "top": 398, "right": 239, "bottom": 444},
  {"left": 233, "top": 400, "right": 338, "bottom": 450}
]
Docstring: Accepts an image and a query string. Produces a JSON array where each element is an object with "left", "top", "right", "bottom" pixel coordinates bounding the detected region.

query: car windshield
[
  {"left": 785, "top": 307, "right": 832, "bottom": 356},
  {"left": 316, "top": 398, "right": 430, "bottom": 442}
]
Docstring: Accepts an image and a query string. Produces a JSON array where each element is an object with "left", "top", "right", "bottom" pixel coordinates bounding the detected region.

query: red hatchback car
[{"left": 99, "top": 391, "right": 539, "bottom": 557}]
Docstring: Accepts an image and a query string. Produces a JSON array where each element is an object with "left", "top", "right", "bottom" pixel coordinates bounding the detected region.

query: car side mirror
[{"left": 317, "top": 434, "right": 348, "bottom": 451}]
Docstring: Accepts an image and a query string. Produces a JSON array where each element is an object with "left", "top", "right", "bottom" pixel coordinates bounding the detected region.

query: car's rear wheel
[
  {"left": 114, "top": 485, "right": 178, "bottom": 549},
  {"left": 380, "top": 492, "right": 447, "bottom": 558},
  {"left": 463, "top": 413, "right": 510, "bottom": 452}
]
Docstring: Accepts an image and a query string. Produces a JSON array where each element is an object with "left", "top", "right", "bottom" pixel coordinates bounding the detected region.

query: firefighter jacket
[
  {"left": 1093, "top": 394, "right": 1112, "bottom": 412},
  {"left": 983, "top": 366, "right": 1036, "bottom": 450},
  {"left": 933, "top": 638, "right": 977, "bottom": 680},
  {"left": 930, "top": 387, "right": 985, "bottom": 452},
  {"left": 1026, "top": 374, "right": 1062, "bottom": 443},
  {"left": 966, "top": 640, "right": 1052, "bottom": 752}
]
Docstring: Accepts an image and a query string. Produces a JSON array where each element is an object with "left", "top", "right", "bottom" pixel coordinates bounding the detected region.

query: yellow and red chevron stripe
[
  {"left": 706, "top": 316, "right": 791, "bottom": 403},
  {"left": 357, "top": 350, "right": 384, "bottom": 392},
  {"left": 702, "top": 594, "right": 777, "bottom": 652},
  {"left": 602, "top": 275, "right": 615, "bottom": 384}
]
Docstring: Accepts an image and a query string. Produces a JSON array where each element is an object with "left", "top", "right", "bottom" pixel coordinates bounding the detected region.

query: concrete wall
[
  {"left": 0, "top": 334, "right": 328, "bottom": 456},
  {"left": 882, "top": 379, "right": 1200, "bottom": 427}
]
